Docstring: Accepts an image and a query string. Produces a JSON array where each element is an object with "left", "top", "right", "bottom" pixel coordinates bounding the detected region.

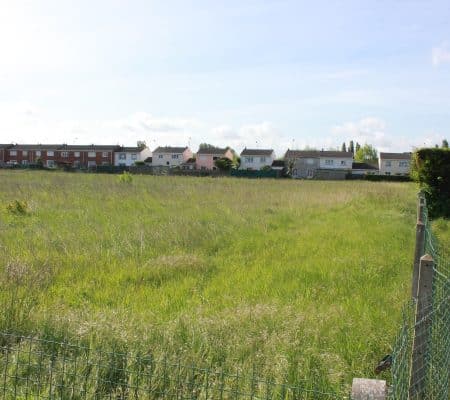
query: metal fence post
[{"left": 409, "top": 254, "right": 434, "bottom": 399}]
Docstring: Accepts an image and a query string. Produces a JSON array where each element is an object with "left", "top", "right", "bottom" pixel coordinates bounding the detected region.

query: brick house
[
  {"left": 58, "top": 144, "right": 118, "bottom": 168},
  {"left": 0, "top": 144, "right": 13, "bottom": 165},
  {"left": 5, "top": 144, "right": 61, "bottom": 167}
]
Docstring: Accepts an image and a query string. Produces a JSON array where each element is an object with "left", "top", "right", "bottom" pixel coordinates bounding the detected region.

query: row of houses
[{"left": 0, "top": 143, "right": 412, "bottom": 178}]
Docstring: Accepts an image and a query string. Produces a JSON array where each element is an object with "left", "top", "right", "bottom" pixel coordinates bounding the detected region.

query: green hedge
[
  {"left": 412, "top": 148, "right": 450, "bottom": 217},
  {"left": 364, "top": 174, "right": 411, "bottom": 182}
]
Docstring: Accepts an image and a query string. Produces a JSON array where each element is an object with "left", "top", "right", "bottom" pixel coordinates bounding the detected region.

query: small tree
[
  {"left": 214, "top": 157, "right": 233, "bottom": 171},
  {"left": 355, "top": 142, "right": 361, "bottom": 153},
  {"left": 341, "top": 142, "right": 347, "bottom": 152},
  {"left": 355, "top": 144, "right": 378, "bottom": 163},
  {"left": 442, "top": 139, "right": 449, "bottom": 148},
  {"left": 137, "top": 140, "right": 146, "bottom": 149},
  {"left": 349, "top": 140, "right": 354, "bottom": 154}
]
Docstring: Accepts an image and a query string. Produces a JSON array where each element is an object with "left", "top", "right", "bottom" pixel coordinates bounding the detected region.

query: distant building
[
  {"left": 59, "top": 144, "right": 117, "bottom": 168},
  {"left": 351, "top": 162, "right": 379, "bottom": 176},
  {"left": 114, "top": 146, "right": 152, "bottom": 167},
  {"left": 239, "top": 149, "right": 275, "bottom": 170},
  {"left": 0, "top": 144, "right": 13, "bottom": 165},
  {"left": 195, "top": 147, "right": 233, "bottom": 170},
  {"left": 285, "top": 150, "right": 353, "bottom": 180},
  {"left": 379, "top": 152, "right": 412, "bottom": 176},
  {"left": 5, "top": 144, "right": 61, "bottom": 167},
  {"left": 152, "top": 146, "right": 193, "bottom": 167}
]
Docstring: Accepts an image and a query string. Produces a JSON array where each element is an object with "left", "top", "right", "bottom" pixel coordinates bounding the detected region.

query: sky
[{"left": 1, "top": 0, "right": 450, "bottom": 155}]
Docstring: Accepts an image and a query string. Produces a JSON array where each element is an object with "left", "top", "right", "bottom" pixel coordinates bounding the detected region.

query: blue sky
[{"left": 1, "top": 0, "right": 449, "bottom": 154}]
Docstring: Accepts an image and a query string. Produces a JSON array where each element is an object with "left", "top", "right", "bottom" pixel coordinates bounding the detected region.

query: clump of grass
[
  {"left": 118, "top": 171, "right": 133, "bottom": 183},
  {"left": 6, "top": 200, "right": 29, "bottom": 215}
]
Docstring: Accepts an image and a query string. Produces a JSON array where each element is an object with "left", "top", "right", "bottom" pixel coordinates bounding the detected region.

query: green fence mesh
[{"left": 390, "top": 202, "right": 450, "bottom": 400}]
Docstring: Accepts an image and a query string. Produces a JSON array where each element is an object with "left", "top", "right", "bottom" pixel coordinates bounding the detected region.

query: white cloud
[{"left": 432, "top": 42, "right": 450, "bottom": 66}]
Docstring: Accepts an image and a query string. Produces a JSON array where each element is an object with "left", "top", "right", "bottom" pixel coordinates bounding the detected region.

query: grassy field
[{"left": 0, "top": 170, "right": 418, "bottom": 393}]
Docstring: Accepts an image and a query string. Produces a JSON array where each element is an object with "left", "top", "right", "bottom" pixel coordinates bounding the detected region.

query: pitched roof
[
  {"left": 153, "top": 146, "right": 188, "bottom": 153},
  {"left": 144, "top": 157, "right": 152, "bottom": 163},
  {"left": 196, "top": 147, "right": 229, "bottom": 155},
  {"left": 61, "top": 144, "right": 118, "bottom": 151},
  {"left": 352, "top": 162, "right": 378, "bottom": 170},
  {"left": 116, "top": 146, "right": 146, "bottom": 152},
  {"left": 285, "top": 150, "right": 353, "bottom": 158},
  {"left": 240, "top": 148, "right": 274, "bottom": 156},
  {"left": 0, "top": 144, "right": 13, "bottom": 149},
  {"left": 379, "top": 152, "right": 411, "bottom": 160},
  {"left": 11, "top": 144, "right": 62, "bottom": 150},
  {"left": 271, "top": 160, "right": 285, "bottom": 167}
]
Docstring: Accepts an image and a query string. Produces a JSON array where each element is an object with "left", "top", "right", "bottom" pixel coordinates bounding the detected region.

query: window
[
  {"left": 306, "top": 158, "right": 314, "bottom": 165},
  {"left": 22, "top": 151, "right": 28, "bottom": 156},
  {"left": 340, "top": 160, "right": 346, "bottom": 166},
  {"left": 47, "top": 160, "right": 55, "bottom": 167},
  {"left": 213, "top": 156, "right": 219, "bottom": 160},
  {"left": 22, "top": 160, "right": 29, "bottom": 165},
  {"left": 172, "top": 154, "right": 179, "bottom": 159},
  {"left": 385, "top": 172, "right": 391, "bottom": 175},
  {"left": 88, "top": 161, "right": 96, "bottom": 167},
  {"left": 88, "top": 151, "right": 96, "bottom": 157},
  {"left": 119, "top": 153, "right": 126, "bottom": 160},
  {"left": 325, "top": 159, "right": 334, "bottom": 165},
  {"left": 260, "top": 157, "right": 266, "bottom": 163},
  {"left": 35, "top": 151, "right": 41, "bottom": 157},
  {"left": 399, "top": 161, "right": 408, "bottom": 167},
  {"left": 10, "top": 150, "right": 17, "bottom": 156},
  {"left": 61, "top": 151, "right": 68, "bottom": 158},
  {"left": 102, "top": 152, "right": 108, "bottom": 158},
  {"left": 158, "top": 154, "right": 163, "bottom": 159},
  {"left": 74, "top": 152, "right": 80, "bottom": 158},
  {"left": 131, "top": 154, "right": 137, "bottom": 160},
  {"left": 245, "top": 157, "right": 253, "bottom": 163},
  {"left": 385, "top": 161, "right": 391, "bottom": 167},
  {"left": 47, "top": 151, "right": 54, "bottom": 157},
  {"left": 102, "top": 162, "right": 110, "bottom": 166}
]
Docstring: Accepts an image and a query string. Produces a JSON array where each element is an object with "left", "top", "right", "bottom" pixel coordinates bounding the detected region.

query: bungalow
[
  {"left": 0, "top": 144, "right": 13, "bottom": 165},
  {"left": 152, "top": 146, "right": 193, "bottom": 167},
  {"left": 6, "top": 144, "right": 61, "bottom": 167},
  {"left": 379, "top": 152, "right": 411, "bottom": 176},
  {"left": 240, "top": 148, "right": 275, "bottom": 170},
  {"left": 114, "top": 146, "right": 152, "bottom": 167},
  {"left": 285, "top": 150, "right": 353, "bottom": 179},
  {"left": 195, "top": 147, "right": 233, "bottom": 170},
  {"left": 351, "top": 162, "right": 379, "bottom": 176}
]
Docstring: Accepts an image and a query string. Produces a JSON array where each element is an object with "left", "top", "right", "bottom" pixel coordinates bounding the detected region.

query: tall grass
[{"left": 0, "top": 170, "right": 418, "bottom": 393}]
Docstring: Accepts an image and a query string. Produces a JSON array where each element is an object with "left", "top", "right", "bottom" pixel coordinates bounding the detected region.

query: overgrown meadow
[{"left": 0, "top": 170, "right": 417, "bottom": 393}]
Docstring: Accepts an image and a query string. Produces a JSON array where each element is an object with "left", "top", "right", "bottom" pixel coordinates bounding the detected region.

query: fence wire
[
  {"left": 390, "top": 203, "right": 450, "bottom": 400},
  {"left": 0, "top": 332, "right": 340, "bottom": 400}
]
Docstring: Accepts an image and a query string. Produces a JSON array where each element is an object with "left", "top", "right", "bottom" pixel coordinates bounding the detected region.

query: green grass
[{"left": 0, "top": 170, "right": 418, "bottom": 393}]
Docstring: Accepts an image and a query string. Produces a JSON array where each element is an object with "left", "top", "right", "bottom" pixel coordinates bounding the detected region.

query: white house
[
  {"left": 240, "top": 149, "right": 275, "bottom": 170},
  {"left": 379, "top": 152, "right": 411, "bottom": 176},
  {"left": 114, "top": 146, "right": 152, "bottom": 167},
  {"left": 152, "top": 146, "right": 193, "bottom": 167}
]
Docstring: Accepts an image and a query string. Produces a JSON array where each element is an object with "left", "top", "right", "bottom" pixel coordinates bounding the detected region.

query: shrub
[
  {"left": 134, "top": 161, "right": 145, "bottom": 166},
  {"left": 412, "top": 148, "right": 450, "bottom": 217},
  {"left": 6, "top": 200, "right": 29, "bottom": 215},
  {"left": 364, "top": 174, "right": 411, "bottom": 182},
  {"left": 118, "top": 171, "right": 133, "bottom": 183}
]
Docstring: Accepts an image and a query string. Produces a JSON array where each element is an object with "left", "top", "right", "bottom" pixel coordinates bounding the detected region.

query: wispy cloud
[{"left": 432, "top": 42, "right": 450, "bottom": 66}]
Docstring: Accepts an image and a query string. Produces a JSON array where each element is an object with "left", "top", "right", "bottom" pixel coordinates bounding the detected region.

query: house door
[{"left": 306, "top": 169, "right": 314, "bottom": 179}]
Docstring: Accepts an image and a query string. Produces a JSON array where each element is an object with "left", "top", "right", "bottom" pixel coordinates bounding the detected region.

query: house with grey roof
[
  {"left": 379, "top": 152, "right": 412, "bottom": 176},
  {"left": 114, "top": 146, "right": 152, "bottom": 167},
  {"left": 152, "top": 146, "right": 193, "bottom": 167},
  {"left": 285, "top": 150, "right": 353, "bottom": 180},
  {"left": 239, "top": 148, "right": 275, "bottom": 170},
  {"left": 196, "top": 147, "right": 233, "bottom": 170}
]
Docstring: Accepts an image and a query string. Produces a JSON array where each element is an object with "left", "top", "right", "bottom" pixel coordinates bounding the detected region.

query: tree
[
  {"left": 355, "top": 142, "right": 361, "bottom": 153},
  {"left": 137, "top": 140, "right": 146, "bottom": 149},
  {"left": 214, "top": 157, "right": 233, "bottom": 171},
  {"left": 341, "top": 142, "right": 347, "bottom": 152},
  {"left": 349, "top": 140, "right": 354, "bottom": 154},
  {"left": 199, "top": 143, "right": 217, "bottom": 149},
  {"left": 442, "top": 139, "right": 449, "bottom": 148},
  {"left": 354, "top": 144, "right": 378, "bottom": 163}
]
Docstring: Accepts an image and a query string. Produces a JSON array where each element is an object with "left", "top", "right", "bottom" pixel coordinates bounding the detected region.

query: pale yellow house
[{"left": 379, "top": 152, "right": 411, "bottom": 176}]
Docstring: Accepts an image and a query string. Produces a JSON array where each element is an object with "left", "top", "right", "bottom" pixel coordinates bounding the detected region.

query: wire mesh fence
[
  {"left": 389, "top": 200, "right": 450, "bottom": 400},
  {"left": 0, "top": 332, "right": 341, "bottom": 400}
]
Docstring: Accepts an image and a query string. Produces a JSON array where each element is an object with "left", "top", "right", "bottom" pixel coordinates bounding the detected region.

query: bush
[
  {"left": 118, "top": 171, "right": 133, "bottom": 183},
  {"left": 6, "top": 200, "right": 29, "bottom": 215},
  {"left": 412, "top": 148, "right": 450, "bottom": 217},
  {"left": 364, "top": 174, "right": 411, "bottom": 182}
]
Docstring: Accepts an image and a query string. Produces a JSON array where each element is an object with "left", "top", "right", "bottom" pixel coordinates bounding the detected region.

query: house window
[
  {"left": 245, "top": 157, "right": 253, "bottom": 163},
  {"left": 102, "top": 162, "right": 110, "bottom": 166},
  {"left": 10, "top": 150, "right": 17, "bottom": 156},
  {"left": 385, "top": 161, "right": 391, "bottom": 167},
  {"left": 325, "top": 159, "right": 334, "bottom": 165},
  {"left": 399, "top": 161, "right": 408, "bottom": 167},
  {"left": 119, "top": 153, "right": 126, "bottom": 160},
  {"left": 74, "top": 152, "right": 80, "bottom": 158},
  {"left": 47, "top": 160, "right": 55, "bottom": 167},
  {"left": 306, "top": 158, "right": 314, "bottom": 165},
  {"left": 131, "top": 154, "right": 137, "bottom": 160},
  {"left": 158, "top": 154, "right": 163, "bottom": 159},
  {"left": 88, "top": 161, "right": 96, "bottom": 167},
  {"left": 61, "top": 151, "right": 68, "bottom": 158},
  {"left": 22, "top": 160, "right": 29, "bottom": 165},
  {"left": 385, "top": 172, "right": 391, "bottom": 175},
  {"left": 172, "top": 154, "right": 179, "bottom": 159},
  {"left": 260, "top": 157, "right": 266, "bottom": 163},
  {"left": 47, "top": 151, "right": 54, "bottom": 157},
  {"left": 102, "top": 152, "right": 108, "bottom": 158},
  {"left": 340, "top": 160, "right": 346, "bottom": 166},
  {"left": 23, "top": 151, "right": 28, "bottom": 157},
  {"left": 88, "top": 151, "right": 96, "bottom": 158},
  {"left": 35, "top": 151, "right": 41, "bottom": 157}
]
